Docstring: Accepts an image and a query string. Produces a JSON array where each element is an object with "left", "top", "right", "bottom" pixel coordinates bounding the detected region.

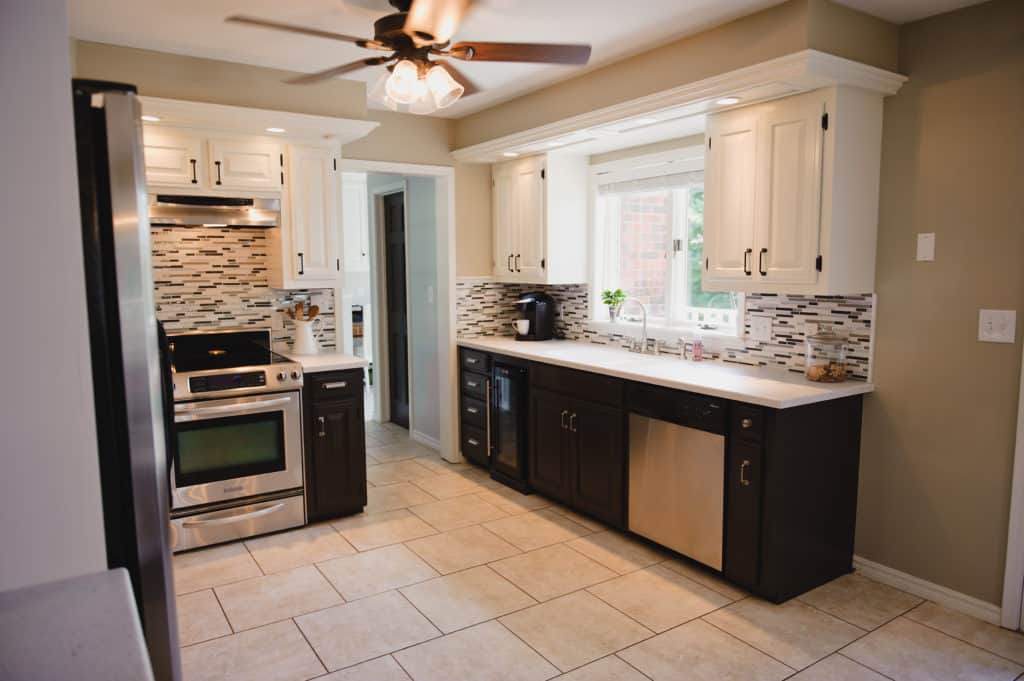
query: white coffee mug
[{"left": 512, "top": 319, "right": 530, "bottom": 336}]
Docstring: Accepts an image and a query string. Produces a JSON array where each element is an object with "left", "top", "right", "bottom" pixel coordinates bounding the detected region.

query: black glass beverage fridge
[{"left": 489, "top": 361, "right": 530, "bottom": 492}]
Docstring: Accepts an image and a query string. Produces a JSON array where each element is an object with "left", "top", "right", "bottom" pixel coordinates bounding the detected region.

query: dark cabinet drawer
[
  {"left": 531, "top": 362, "right": 625, "bottom": 407},
  {"left": 309, "top": 370, "right": 363, "bottom": 402},
  {"left": 460, "top": 425, "right": 489, "bottom": 466},
  {"left": 732, "top": 404, "right": 764, "bottom": 442},
  {"left": 461, "top": 371, "right": 488, "bottom": 400},
  {"left": 461, "top": 348, "right": 490, "bottom": 375},
  {"left": 461, "top": 396, "right": 487, "bottom": 429}
]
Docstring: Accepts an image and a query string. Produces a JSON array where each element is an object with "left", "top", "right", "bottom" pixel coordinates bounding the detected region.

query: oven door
[{"left": 171, "top": 391, "right": 303, "bottom": 510}]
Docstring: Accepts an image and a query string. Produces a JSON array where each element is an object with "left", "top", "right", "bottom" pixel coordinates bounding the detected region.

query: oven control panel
[{"left": 189, "top": 371, "right": 266, "bottom": 394}]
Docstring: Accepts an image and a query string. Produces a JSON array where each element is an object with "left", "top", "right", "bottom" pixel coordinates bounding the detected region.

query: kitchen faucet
[{"left": 621, "top": 298, "right": 651, "bottom": 354}]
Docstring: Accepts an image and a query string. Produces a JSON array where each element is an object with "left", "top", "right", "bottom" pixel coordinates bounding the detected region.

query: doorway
[{"left": 382, "top": 191, "right": 409, "bottom": 429}]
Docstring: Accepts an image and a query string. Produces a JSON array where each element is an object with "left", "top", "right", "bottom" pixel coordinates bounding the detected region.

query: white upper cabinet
[
  {"left": 142, "top": 127, "right": 202, "bottom": 188},
  {"left": 491, "top": 153, "right": 587, "bottom": 285},
  {"left": 341, "top": 172, "right": 370, "bottom": 273},
  {"left": 207, "top": 138, "right": 283, "bottom": 191},
  {"left": 273, "top": 144, "right": 340, "bottom": 286},
  {"left": 703, "top": 86, "right": 884, "bottom": 295}
]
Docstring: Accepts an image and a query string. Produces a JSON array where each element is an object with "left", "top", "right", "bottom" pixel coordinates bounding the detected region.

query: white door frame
[
  {"left": 1001, "top": 341, "right": 1024, "bottom": 629},
  {"left": 342, "top": 159, "right": 459, "bottom": 463},
  {"left": 368, "top": 180, "right": 407, "bottom": 427}
]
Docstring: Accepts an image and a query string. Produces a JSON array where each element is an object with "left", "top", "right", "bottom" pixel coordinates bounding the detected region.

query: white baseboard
[
  {"left": 410, "top": 430, "right": 441, "bottom": 451},
  {"left": 853, "top": 555, "right": 1001, "bottom": 625}
]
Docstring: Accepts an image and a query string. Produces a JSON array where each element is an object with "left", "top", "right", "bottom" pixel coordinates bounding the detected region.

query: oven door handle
[
  {"left": 181, "top": 501, "right": 286, "bottom": 528},
  {"left": 174, "top": 396, "right": 293, "bottom": 418}
]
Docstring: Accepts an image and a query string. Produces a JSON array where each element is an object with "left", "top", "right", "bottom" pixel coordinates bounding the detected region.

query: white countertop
[
  {"left": 458, "top": 336, "right": 873, "bottom": 409},
  {"left": 285, "top": 351, "right": 369, "bottom": 373}
]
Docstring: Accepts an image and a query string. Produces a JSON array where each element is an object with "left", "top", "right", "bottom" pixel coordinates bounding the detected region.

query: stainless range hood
[{"left": 148, "top": 194, "right": 280, "bottom": 228}]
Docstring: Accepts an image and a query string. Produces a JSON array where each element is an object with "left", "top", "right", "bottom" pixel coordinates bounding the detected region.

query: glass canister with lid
[{"left": 805, "top": 324, "right": 848, "bottom": 382}]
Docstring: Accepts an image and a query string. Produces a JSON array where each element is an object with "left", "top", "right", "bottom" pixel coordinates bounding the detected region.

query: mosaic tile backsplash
[
  {"left": 456, "top": 280, "right": 874, "bottom": 380},
  {"left": 151, "top": 226, "right": 337, "bottom": 351}
]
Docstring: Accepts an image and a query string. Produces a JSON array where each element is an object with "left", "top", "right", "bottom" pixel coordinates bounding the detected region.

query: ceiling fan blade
[
  {"left": 285, "top": 56, "right": 392, "bottom": 85},
  {"left": 226, "top": 15, "right": 371, "bottom": 46},
  {"left": 448, "top": 41, "right": 591, "bottom": 65},
  {"left": 435, "top": 60, "right": 480, "bottom": 96},
  {"left": 404, "top": 0, "right": 474, "bottom": 45}
]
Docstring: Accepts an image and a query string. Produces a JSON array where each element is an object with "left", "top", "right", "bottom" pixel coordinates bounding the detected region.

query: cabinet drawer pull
[
  {"left": 743, "top": 248, "right": 752, "bottom": 276},
  {"left": 740, "top": 459, "right": 751, "bottom": 486},
  {"left": 560, "top": 410, "right": 568, "bottom": 430},
  {"left": 214, "top": 160, "right": 222, "bottom": 185},
  {"left": 466, "top": 357, "right": 478, "bottom": 365},
  {"left": 297, "top": 252, "right": 305, "bottom": 275},
  {"left": 466, "top": 406, "right": 479, "bottom": 415},
  {"left": 466, "top": 380, "right": 478, "bottom": 388},
  {"left": 467, "top": 438, "right": 479, "bottom": 446},
  {"left": 741, "top": 417, "right": 754, "bottom": 429},
  {"left": 507, "top": 254, "right": 513, "bottom": 272},
  {"left": 317, "top": 416, "right": 325, "bottom": 438},
  {"left": 514, "top": 254, "right": 520, "bottom": 272},
  {"left": 759, "top": 248, "right": 768, "bottom": 276},
  {"left": 189, "top": 158, "right": 198, "bottom": 184},
  {"left": 569, "top": 412, "right": 577, "bottom": 433},
  {"left": 322, "top": 381, "right": 348, "bottom": 390}
]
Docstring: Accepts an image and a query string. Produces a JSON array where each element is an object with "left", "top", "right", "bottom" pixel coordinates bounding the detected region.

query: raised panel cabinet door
[
  {"left": 207, "top": 138, "right": 282, "bottom": 190},
  {"left": 704, "top": 106, "right": 759, "bottom": 284},
  {"left": 491, "top": 162, "right": 516, "bottom": 279},
  {"left": 570, "top": 399, "right": 626, "bottom": 528},
  {"left": 309, "top": 399, "right": 367, "bottom": 520},
  {"left": 753, "top": 91, "right": 825, "bottom": 284},
  {"left": 512, "top": 156, "right": 546, "bottom": 282},
  {"left": 142, "top": 127, "right": 203, "bottom": 187},
  {"left": 341, "top": 172, "right": 370, "bottom": 272},
  {"left": 528, "top": 388, "right": 571, "bottom": 503},
  {"left": 288, "top": 145, "right": 340, "bottom": 281},
  {"left": 723, "top": 437, "right": 763, "bottom": 590}
]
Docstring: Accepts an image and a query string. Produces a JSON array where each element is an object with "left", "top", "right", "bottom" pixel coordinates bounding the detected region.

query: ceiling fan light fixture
[
  {"left": 385, "top": 59, "right": 424, "bottom": 105},
  {"left": 426, "top": 65, "right": 464, "bottom": 109}
]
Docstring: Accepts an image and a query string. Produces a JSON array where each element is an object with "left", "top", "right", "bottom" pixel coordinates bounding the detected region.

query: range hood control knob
[{"left": 276, "top": 371, "right": 288, "bottom": 381}]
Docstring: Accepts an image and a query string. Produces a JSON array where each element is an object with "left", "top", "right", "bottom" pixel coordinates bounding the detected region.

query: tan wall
[
  {"left": 451, "top": 0, "right": 897, "bottom": 150},
  {"left": 858, "top": 0, "right": 1024, "bottom": 605}
]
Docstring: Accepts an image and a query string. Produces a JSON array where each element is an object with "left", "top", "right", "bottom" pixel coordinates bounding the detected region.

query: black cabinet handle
[
  {"left": 189, "top": 158, "right": 198, "bottom": 184},
  {"left": 759, "top": 248, "right": 768, "bottom": 276},
  {"left": 515, "top": 254, "right": 521, "bottom": 272},
  {"left": 569, "top": 413, "right": 577, "bottom": 433},
  {"left": 740, "top": 459, "right": 751, "bottom": 486},
  {"left": 467, "top": 406, "right": 479, "bottom": 415},
  {"left": 560, "top": 409, "right": 568, "bottom": 430},
  {"left": 297, "top": 252, "right": 304, "bottom": 275},
  {"left": 466, "top": 357, "right": 478, "bottom": 365},
  {"left": 214, "top": 160, "right": 222, "bottom": 185},
  {"left": 743, "top": 248, "right": 752, "bottom": 276},
  {"left": 507, "top": 254, "right": 513, "bottom": 272}
]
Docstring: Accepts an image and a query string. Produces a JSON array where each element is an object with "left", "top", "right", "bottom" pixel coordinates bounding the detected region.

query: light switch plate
[
  {"left": 749, "top": 315, "right": 772, "bottom": 342},
  {"left": 979, "top": 309, "right": 1016, "bottom": 343},
  {"left": 916, "top": 233, "right": 936, "bottom": 261}
]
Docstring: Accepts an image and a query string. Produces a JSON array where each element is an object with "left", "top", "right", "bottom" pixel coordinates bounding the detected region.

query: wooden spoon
[
  {"left": 285, "top": 308, "right": 295, "bottom": 320},
  {"left": 307, "top": 304, "right": 320, "bottom": 321},
  {"left": 295, "top": 301, "right": 304, "bottom": 320}
]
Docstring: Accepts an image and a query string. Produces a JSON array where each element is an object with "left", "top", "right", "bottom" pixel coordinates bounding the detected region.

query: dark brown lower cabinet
[
  {"left": 304, "top": 370, "right": 367, "bottom": 522},
  {"left": 528, "top": 388, "right": 572, "bottom": 504},
  {"left": 723, "top": 437, "right": 763, "bottom": 589}
]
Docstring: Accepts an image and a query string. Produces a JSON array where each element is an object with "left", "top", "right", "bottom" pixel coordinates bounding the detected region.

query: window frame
[{"left": 588, "top": 146, "right": 744, "bottom": 341}]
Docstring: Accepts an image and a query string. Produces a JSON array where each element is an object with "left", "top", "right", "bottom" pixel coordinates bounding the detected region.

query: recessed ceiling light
[
  {"left": 141, "top": 115, "right": 160, "bottom": 122},
  {"left": 502, "top": 152, "right": 519, "bottom": 158},
  {"left": 265, "top": 127, "right": 286, "bottom": 133},
  {"left": 716, "top": 97, "right": 741, "bottom": 106}
]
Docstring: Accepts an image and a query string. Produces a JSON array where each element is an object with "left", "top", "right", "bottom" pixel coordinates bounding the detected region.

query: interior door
[
  {"left": 704, "top": 106, "right": 759, "bottom": 284},
  {"left": 289, "top": 145, "right": 340, "bottom": 281},
  {"left": 513, "top": 156, "right": 546, "bottom": 281},
  {"left": 382, "top": 191, "right": 410, "bottom": 429},
  {"left": 754, "top": 91, "right": 825, "bottom": 284},
  {"left": 528, "top": 388, "right": 571, "bottom": 503}
]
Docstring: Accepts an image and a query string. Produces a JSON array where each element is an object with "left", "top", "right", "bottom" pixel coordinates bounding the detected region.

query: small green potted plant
[{"left": 601, "top": 289, "right": 627, "bottom": 322}]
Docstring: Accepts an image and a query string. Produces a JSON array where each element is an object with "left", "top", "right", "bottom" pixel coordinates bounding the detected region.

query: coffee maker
[{"left": 514, "top": 292, "right": 555, "bottom": 341}]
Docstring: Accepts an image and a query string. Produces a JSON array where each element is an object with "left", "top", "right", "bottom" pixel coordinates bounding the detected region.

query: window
[{"left": 591, "top": 150, "right": 740, "bottom": 336}]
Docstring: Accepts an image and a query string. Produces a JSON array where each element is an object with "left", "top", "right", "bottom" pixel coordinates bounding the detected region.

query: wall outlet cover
[
  {"left": 916, "top": 232, "right": 936, "bottom": 262},
  {"left": 979, "top": 309, "right": 1016, "bottom": 343},
  {"left": 749, "top": 315, "right": 772, "bottom": 342}
]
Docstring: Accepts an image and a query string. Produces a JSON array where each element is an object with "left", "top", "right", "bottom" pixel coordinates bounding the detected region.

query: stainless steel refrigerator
[{"left": 73, "top": 79, "right": 181, "bottom": 681}]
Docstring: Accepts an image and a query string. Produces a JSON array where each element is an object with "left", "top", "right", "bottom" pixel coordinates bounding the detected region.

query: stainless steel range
[{"left": 167, "top": 329, "right": 305, "bottom": 552}]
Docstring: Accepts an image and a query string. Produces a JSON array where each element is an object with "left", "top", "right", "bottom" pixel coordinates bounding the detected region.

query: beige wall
[
  {"left": 857, "top": 0, "right": 1024, "bottom": 605},
  {"left": 451, "top": 0, "right": 897, "bottom": 150}
]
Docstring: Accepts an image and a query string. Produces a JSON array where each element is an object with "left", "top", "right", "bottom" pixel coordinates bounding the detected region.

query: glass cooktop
[{"left": 169, "top": 330, "right": 295, "bottom": 373}]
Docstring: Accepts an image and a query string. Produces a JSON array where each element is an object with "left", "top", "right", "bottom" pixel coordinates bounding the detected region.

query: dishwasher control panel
[{"left": 626, "top": 382, "right": 726, "bottom": 434}]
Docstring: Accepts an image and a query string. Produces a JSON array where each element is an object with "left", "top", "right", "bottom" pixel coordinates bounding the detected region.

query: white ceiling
[
  {"left": 69, "top": 0, "right": 987, "bottom": 119},
  {"left": 68, "top": 0, "right": 787, "bottom": 117}
]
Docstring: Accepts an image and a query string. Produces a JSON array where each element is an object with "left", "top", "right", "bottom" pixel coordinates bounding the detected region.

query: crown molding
[{"left": 451, "top": 49, "right": 907, "bottom": 163}]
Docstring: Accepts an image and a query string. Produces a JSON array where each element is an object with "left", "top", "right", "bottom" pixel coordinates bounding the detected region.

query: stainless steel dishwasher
[{"left": 627, "top": 384, "right": 727, "bottom": 570}]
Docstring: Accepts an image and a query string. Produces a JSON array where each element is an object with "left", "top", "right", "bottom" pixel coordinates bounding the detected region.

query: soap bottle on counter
[{"left": 691, "top": 335, "right": 705, "bottom": 362}]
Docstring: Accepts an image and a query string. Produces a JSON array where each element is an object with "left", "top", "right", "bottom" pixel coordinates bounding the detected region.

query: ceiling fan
[{"left": 226, "top": 0, "right": 592, "bottom": 114}]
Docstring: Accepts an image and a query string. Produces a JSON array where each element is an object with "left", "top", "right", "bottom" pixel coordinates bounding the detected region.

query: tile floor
[{"left": 174, "top": 424, "right": 1024, "bottom": 681}]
